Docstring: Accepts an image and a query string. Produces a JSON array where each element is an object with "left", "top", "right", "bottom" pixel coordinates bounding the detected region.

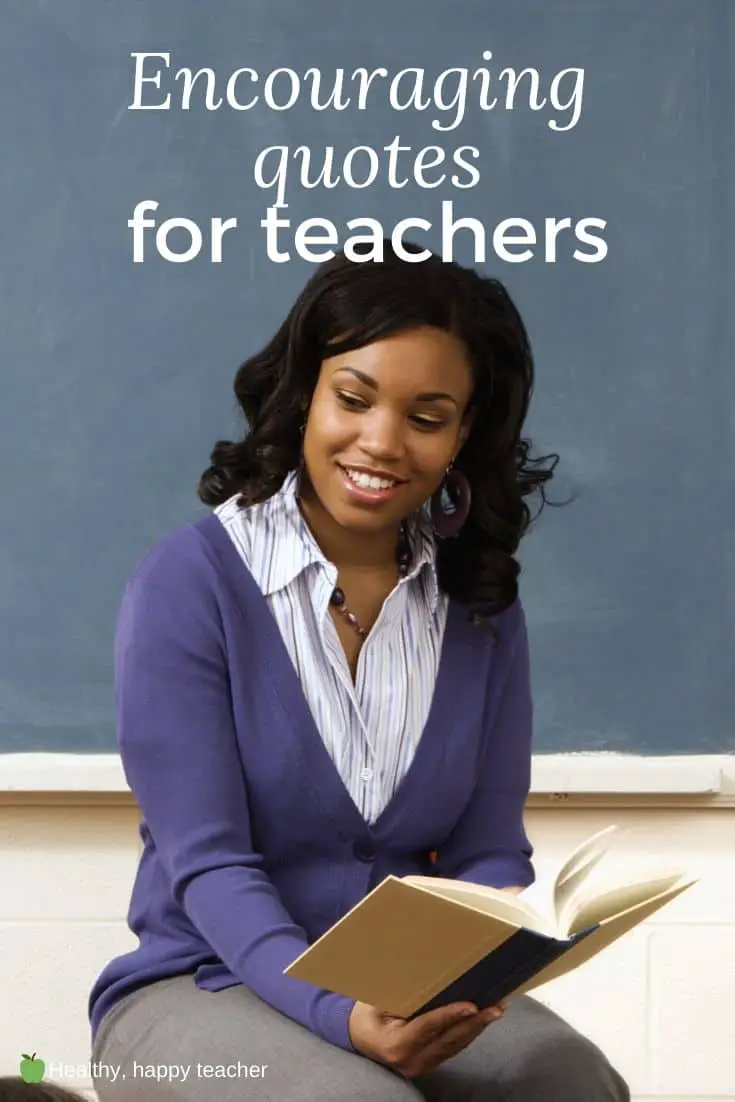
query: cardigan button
[{"left": 353, "top": 839, "right": 376, "bottom": 862}]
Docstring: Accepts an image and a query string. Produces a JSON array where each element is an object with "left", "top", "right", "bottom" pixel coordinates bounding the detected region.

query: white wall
[{"left": 0, "top": 754, "right": 733, "bottom": 1101}]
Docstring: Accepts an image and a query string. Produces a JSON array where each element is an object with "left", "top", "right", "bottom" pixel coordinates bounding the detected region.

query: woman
[{"left": 89, "top": 244, "right": 629, "bottom": 1101}]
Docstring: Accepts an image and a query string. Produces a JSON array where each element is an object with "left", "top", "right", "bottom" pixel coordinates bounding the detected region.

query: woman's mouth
[{"left": 338, "top": 464, "right": 406, "bottom": 506}]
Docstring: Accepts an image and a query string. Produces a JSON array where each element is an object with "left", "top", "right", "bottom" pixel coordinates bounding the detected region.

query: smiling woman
[{"left": 87, "top": 242, "right": 628, "bottom": 1102}]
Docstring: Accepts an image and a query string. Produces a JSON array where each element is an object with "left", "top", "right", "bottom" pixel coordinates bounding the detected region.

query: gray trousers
[{"left": 91, "top": 975, "right": 629, "bottom": 1102}]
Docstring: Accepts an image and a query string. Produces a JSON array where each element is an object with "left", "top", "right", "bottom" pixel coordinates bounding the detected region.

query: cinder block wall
[{"left": 1, "top": 768, "right": 733, "bottom": 1101}]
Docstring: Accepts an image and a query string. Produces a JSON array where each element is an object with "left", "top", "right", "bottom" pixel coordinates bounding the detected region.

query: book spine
[{"left": 409, "top": 927, "right": 595, "bottom": 1018}]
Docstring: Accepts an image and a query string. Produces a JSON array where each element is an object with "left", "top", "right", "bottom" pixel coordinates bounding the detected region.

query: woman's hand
[{"left": 348, "top": 999, "right": 505, "bottom": 1078}]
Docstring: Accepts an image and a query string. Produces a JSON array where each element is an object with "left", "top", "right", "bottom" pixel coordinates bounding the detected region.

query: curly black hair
[
  {"left": 198, "top": 242, "right": 561, "bottom": 626},
  {"left": 0, "top": 1079, "right": 89, "bottom": 1101}
]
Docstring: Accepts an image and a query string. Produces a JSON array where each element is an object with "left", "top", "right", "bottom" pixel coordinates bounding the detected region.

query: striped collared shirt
[{"left": 214, "top": 469, "right": 449, "bottom": 824}]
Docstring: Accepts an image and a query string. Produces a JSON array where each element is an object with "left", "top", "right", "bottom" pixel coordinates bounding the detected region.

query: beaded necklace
[{"left": 328, "top": 521, "right": 412, "bottom": 639}]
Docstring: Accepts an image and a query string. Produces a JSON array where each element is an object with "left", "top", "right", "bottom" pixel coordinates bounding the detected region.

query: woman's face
[{"left": 301, "top": 325, "right": 475, "bottom": 533}]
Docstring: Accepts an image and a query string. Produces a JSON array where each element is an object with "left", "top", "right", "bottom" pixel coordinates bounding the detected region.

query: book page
[
  {"left": 566, "top": 870, "right": 687, "bottom": 936},
  {"left": 553, "top": 825, "right": 619, "bottom": 931},
  {"left": 403, "top": 876, "right": 555, "bottom": 936},
  {"left": 512, "top": 875, "right": 697, "bottom": 998}
]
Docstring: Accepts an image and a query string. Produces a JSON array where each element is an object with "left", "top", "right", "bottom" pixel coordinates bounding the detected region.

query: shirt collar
[{"left": 249, "top": 468, "right": 441, "bottom": 613}]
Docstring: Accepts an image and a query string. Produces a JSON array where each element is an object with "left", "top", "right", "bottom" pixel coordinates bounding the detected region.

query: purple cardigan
[{"left": 88, "top": 511, "right": 535, "bottom": 1051}]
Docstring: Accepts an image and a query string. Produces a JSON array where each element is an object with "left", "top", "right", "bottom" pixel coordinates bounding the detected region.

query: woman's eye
[
  {"left": 336, "top": 391, "right": 365, "bottom": 409},
  {"left": 336, "top": 392, "right": 444, "bottom": 430}
]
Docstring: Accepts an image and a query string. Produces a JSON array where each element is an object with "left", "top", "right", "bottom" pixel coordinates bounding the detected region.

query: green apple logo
[{"left": 20, "top": 1052, "right": 45, "bottom": 1083}]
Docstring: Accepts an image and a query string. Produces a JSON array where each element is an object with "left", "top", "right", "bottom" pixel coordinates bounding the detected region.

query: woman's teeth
[{"left": 344, "top": 468, "right": 397, "bottom": 491}]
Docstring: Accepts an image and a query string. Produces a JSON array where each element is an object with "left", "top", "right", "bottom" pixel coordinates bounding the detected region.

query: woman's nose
[{"left": 358, "top": 412, "right": 405, "bottom": 458}]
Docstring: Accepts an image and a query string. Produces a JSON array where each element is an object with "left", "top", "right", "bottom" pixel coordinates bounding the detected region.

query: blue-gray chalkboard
[{"left": 1, "top": 0, "right": 733, "bottom": 752}]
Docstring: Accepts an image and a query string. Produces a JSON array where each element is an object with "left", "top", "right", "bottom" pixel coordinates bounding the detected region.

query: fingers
[
  {"left": 414, "top": 1001, "right": 504, "bottom": 1040},
  {"left": 396, "top": 1003, "right": 506, "bottom": 1078},
  {"left": 432, "top": 1004, "right": 504, "bottom": 1052},
  {"left": 411, "top": 1002, "right": 480, "bottom": 1044},
  {"left": 382, "top": 1003, "right": 477, "bottom": 1075}
]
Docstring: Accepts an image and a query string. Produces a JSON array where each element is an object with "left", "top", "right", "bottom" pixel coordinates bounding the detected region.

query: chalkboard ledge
[{"left": 0, "top": 753, "right": 732, "bottom": 807}]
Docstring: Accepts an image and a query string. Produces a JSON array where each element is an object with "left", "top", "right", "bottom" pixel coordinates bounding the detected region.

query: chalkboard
[{"left": 1, "top": 0, "right": 733, "bottom": 753}]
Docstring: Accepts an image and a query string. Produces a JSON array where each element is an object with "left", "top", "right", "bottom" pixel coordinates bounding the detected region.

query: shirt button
[
  {"left": 353, "top": 839, "right": 377, "bottom": 863},
  {"left": 360, "top": 768, "right": 373, "bottom": 782}
]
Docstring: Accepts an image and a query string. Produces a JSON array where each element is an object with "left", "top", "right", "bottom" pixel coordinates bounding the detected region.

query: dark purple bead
[{"left": 330, "top": 587, "right": 345, "bottom": 606}]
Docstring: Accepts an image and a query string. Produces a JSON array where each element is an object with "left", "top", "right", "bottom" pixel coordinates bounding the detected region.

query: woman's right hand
[{"left": 347, "top": 999, "right": 505, "bottom": 1078}]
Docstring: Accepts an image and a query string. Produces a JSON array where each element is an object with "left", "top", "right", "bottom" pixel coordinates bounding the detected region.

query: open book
[{"left": 285, "top": 826, "right": 696, "bottom": 1018}]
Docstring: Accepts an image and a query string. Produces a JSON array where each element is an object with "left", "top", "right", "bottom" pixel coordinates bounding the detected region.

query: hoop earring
[{"left": 430, "top": 462, "right": 471, "bottom": 539}]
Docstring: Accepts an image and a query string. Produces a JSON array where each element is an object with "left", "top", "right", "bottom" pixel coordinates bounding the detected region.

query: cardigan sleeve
[
  {"left": 114, "top": 533, "right": 356, "bottom": 1052},
  {"left": 433, "top": 598, "right": 536, "bottom": 889}
]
